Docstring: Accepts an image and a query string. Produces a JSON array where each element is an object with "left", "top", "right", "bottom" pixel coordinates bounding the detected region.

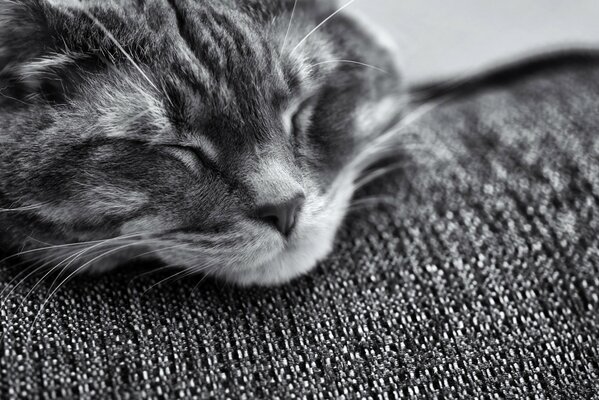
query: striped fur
[{"left": 0, "top": 0, "right": 404, "bottom": 285}]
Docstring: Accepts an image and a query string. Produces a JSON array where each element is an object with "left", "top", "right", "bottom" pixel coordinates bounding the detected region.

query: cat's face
[{"left": 0, "top": 0, "right": 403, "bottom": 285}]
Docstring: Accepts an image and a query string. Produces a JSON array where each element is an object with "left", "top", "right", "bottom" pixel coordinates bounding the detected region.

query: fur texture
[{"left": 0, "top": 0, "right": 404, "bottom": 286}]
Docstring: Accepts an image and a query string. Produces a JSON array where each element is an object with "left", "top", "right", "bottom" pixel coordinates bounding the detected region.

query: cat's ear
[{"left": 0, "top": 0, "right": 85, "bottom": 102}]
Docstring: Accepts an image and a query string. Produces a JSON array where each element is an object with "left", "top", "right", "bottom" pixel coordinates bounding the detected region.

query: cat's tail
[{"left": 407, "top": 47, "right": 599, "bottom": 107}]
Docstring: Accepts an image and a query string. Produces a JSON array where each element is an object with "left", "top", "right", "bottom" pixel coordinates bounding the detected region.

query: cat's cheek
[
  {"left": 352, "top": 95, "right": 406, "bottom": 141},
  {"left": 120, "top": 216, "right": 178, "bottom": 236}
]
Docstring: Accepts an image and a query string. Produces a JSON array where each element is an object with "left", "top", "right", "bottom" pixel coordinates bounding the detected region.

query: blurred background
[{"left": 355, "top": 0, "right": 599, "bottom": 83}]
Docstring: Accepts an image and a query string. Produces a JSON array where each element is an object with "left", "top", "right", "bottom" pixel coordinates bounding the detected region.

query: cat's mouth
[
  {"left": 203, "top": 188, "right": 355, "bottom": 286},
  {"left": 128, "top": 191, "right": 347, "bottom": 286}
]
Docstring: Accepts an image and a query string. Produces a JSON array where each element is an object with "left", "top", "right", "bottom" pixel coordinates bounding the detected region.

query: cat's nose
[{"left": 255, "top": 194, "right": 305, "bottom": 236}]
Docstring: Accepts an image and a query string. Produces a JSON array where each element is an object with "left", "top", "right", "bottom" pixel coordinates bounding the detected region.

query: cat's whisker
[
  {"left": 290, "top": 0, "right": 356, "bottom": 55},
  {"left": 324, "top": 96, "right": 454, "bottom": 210},
  {"left": 13, "top": 246, "right": 117, "bottom": 313},
  {"left": 0, "top": 241, "right": 90, "bottom": 266},
  {"left": 0, "top": 204, "right": 46, "bottom": 213},
  {"left": 126, "top": 250, "right": 208, "bottom": 286},
  {"left": 140, "top": 268, "right": 189, "bottom": 297},
  {"left": 190, "top": 267, "right": 215, "bottom": 293},
  {"left": 130, "top": 243, "right": 195, "bottom": 261},
  {"left": 127, "top": 264, "right": 182, "bottom": 286},
  {"left": 348, "top": 195, "right": 399, "bottom": 210},
  {"left": 77, "top": 7, "right": 163, "bottom": 96},
  {"left": 27, "top": 240, "right": 162, "bottom": 340},
  {"left": 13, "top": 234, "right": 147, "bottom": 310},
  {"left": 0, "top": 261, "right": 52, "bottom": 308},
  {"left": 0, "top": 247, "right": 86, "bottom": 313},
  {"left": 354, "top": 161, "right": 410, "bottom": 190},
  {"left": 38, "top": 238, "right": 180, "bottom": 299},
  {"left": 309, "top": 60, "right": 388, "bottom": 73},
  {"left": 350, "top": 96, "right": 455, "bottom": 169},
  {"left": 1, "top": 232, "right": 146, "bottom": 265},
  {"left": 0, "top": 90, "right": 32, "bottom": 106},
  {"left": 280, "top": 0, "right": 299, "bottom": 54},
  {"left": 0, "top": 245, "right": 105, "bottom": 344}
]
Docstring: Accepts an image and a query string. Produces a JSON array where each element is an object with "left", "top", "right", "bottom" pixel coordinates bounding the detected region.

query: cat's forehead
[
  {"left": 60, "top": 1, "right": 332, "bottom": 147},
  {"left": 145, "top": 3, "right": 308, "bottom": 119},
  {"left": 158, "top": 3, "right": 293, "bottom": 93}
]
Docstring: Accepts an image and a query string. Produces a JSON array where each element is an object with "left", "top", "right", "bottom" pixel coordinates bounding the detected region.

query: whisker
[
  {"left": 0, "top": 90, "right": 32, "bottom": 106},
  {"left": 27, "top": 240, "right": 157, "bottom": 340},
  {"left": 0, "top": 261, "right": 51, "bottom": 307},
  {"left": 350, "top": 95, "right": 456, "bottom": 170},
  {"left": 325, "top": 94, "right": 457, "bottom": 208},
  {"left": 127, "top": 264, "right": 180, "bottom": 286},
  {"left": 191, "top": 269, "right": 213, "bottom": 294},
  {"left": 131, "top": 243, "right": 195, "bottom": 260},
  {"left": 13, "top": 234, "right": 145, "bottom": 312},
  {"left": 127, "top": 252, "right": 202, "bottom": 286},
  {"left": 309, "top": 59, "right": 388, "bottom": 73},
  {"left": 354, "top": 161, "right": 409, "bottom": 190},
  {"left": 0, "top": 248, "right": 83, "bottom": 313},
  {"left": 348, "top": 196, "right": 398, "bottom": 211},
  {"left": 0, "top": 204, "right": 45, "bottom": 213},
  {"left": 140, "top": 269, "right": 189, "bottom": 297},
  {"left": 76, "top": 7, "right": 162, "bottom": 95},
  {"left": 280, "top": 0, "right": 299, "bottom": 54},
  {"left": 0, "top": 233, "right": 145, "bottom": 265},
  {"left": 290, "top": 0, "right": 356, "bottom": 55}
]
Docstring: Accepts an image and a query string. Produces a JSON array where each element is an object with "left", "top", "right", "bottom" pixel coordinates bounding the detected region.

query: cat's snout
[{"left": 255, "top": 193, "right": 305, "bottom": 236}]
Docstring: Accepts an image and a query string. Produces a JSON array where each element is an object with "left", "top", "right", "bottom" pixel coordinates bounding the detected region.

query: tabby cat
[{"left": 0, "top": 0, "right": 403, "bottom": 286}]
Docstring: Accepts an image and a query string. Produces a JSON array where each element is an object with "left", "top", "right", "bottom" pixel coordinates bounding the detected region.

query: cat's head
[{"left": 0, "top": 0, "right": 403, "bottom": 285}]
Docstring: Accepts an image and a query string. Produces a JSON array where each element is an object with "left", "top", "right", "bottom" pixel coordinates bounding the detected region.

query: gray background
[{"left": 355, "top": 0, "right": 599, "bottom": 82}]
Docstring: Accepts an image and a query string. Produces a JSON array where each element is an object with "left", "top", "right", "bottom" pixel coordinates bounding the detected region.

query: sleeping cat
[{"left": 0, "top": 0, "right": 404, "bottom": 286}]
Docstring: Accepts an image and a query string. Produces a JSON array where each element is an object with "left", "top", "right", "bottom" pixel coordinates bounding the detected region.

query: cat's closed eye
[
  {"left": 163, "top": 145, "right": 211, "bottom": 174},
  {"left": 288, "top": 97, "right": 318, "bottom": 137},
  {"left": 0, "top": 0, "right": 403, "bottom": 286}
]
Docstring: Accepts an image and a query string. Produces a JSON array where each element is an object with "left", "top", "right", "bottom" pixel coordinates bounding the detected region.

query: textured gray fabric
[{"left": 1, "top": 57, "right": 599, "bottom": 399}]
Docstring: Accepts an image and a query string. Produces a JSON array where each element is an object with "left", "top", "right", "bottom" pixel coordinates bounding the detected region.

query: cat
[{"left": 0, "top": 0, "right": 404, "bottom": 286}]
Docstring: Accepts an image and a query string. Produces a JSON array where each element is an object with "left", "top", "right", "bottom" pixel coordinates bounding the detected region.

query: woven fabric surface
[{"left": 1, "top": 56, "right": 599, "bottom": 399}]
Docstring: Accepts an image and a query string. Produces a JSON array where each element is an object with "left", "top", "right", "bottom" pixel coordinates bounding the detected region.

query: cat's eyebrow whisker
[
  {"left": 280, "top": 0, "right": 299, "bottom": 54},
  {"left": 76, "top": 7, "right": 163, "bottom": 97},
  {"left": 309, "top": 60, "right": 388, "bottom": 74},
  {"left": 290, "top": 0, "right": 356, "bottom": 55}
]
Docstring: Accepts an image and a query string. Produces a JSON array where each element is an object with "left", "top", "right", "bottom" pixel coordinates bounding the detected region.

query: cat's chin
[
  {"left": 212, "top": 191, "right": 354, "bottom": 287},
  {"left": 215, "top": 232, "right": 336, "bottom": 287}
]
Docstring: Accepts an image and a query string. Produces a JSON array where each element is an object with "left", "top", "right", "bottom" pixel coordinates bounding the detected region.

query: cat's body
[{"left": 0, "top": 0, "right": 403, "bottom": 285}]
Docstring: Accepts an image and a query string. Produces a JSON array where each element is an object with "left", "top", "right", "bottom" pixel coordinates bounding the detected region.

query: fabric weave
[{"left": 1, "top": 57, "right": 599, "bottom": 399}]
